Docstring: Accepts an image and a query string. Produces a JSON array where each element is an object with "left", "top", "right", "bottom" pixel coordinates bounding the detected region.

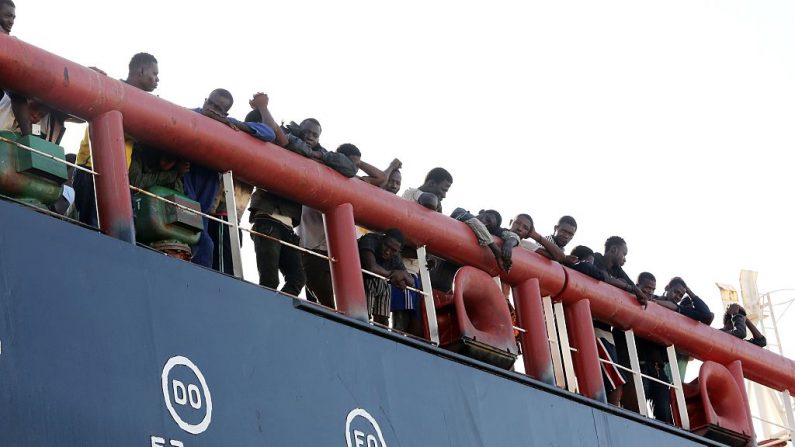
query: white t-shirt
[{"left": 62, "top": 185, "right": 75, "bottom": 205}]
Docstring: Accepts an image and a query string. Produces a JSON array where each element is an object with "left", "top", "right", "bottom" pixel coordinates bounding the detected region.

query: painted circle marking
[
  {"left": 161, "top": 355, "right": 213, "bottom": 435},
  {"left": 345, "top": 408, "right": 387, "bottom": 447}
]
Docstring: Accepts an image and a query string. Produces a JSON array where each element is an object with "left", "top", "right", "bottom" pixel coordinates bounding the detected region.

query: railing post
[
  {"left": 553, "top": 301, "right": 578, "bottom": 392},
  {"left": 416, "top": 246, "right": 439, "bottom": 344},
  {"left": 542, "top": 296, "right": 567, "bottom": 388},
  {"left": 667, "top": 344, "right": 689, "bottom": 429},
  {"left": 221, "top": 171, "right": 243, "bottom": 278},
  {"left": 514, "top": 278, "right": 555, "bottom": 385},
  {"left": 325, "top": 203, "right": 368, "bottom": 322},
  {"left": 624, "top": 329, "right": 648, "bottom": 416},
  {"left": 89, "top": 110, "right": 134, "bottom": 243},
  {"left": 564, "top": 299, "right": 607, "bottom": 403}
]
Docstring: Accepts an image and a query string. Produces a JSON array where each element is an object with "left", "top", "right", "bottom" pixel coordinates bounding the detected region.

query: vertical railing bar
[
  {"left": 416, "top": 246, "right": 439, "bottom": 345},
  {"left": 222, "top": 171, "right": 244, "bottom": 279},
  {"left": 553, "top": 301, "right": 578, "bottom": 393},
  {"left": 542, "top": 296, "right": 566, "bottom": 388},
  {"left": 783, "top": 390, "right": 795, "bottom": 437},
  {"left": 667, "top": 344, "right": 690, "bottom": 430},
  {"left": 624, "top": 329, "right": 648, "bottom": 417}
]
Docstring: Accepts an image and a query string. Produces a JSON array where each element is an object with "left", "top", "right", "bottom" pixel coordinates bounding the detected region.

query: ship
[{"left": 1, "top": 33, "right": 794, "bottom": 447}]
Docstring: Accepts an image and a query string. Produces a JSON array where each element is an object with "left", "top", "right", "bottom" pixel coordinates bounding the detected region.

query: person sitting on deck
[
  {"left": 249, "top": 118, "right": 356, "bottom": 295},
  {"left": 402, "top": 167, "right": 452, "bottom": 212},
  {"left": 590, "top": 236, "right": 649, "bottom": 406},
  {"left": 74, "top": 52, "right": 160, "bottom": 227},
  {"left": 358, "top": 228, "right": 413, "bottom": 325},
  {"left": 535, "top": 215, "right": 578, "bottom": 264},
  {"left": 195, "top": 91, "right": 287, "bottom": 273},
  {"left": 299, "top": 144, "right": 386, "bottom": 308},
  {"left": 721, "top": 303, "right": 767, "bottom": 347}
]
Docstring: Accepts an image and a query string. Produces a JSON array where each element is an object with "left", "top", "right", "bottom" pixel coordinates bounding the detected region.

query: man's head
[
  {"left": 637, "top": 272, "right": 657, "bottom": 297},
  {"left": 553, "top": 215, "right": 577, "bottom": 248},
  {"left": 336, "top": 143, "right": 361, "bottom": 167},
  {"left": 384, "top": 169, "right": 402, "bottom": 194},
  {"left": 127, "top": 52, "right": 159, "bottom": 92},
  {"left": 510, "top": 213, "right": 534, "bottom": 239},
  {"left": 299, "top": 118, "right": 321, "bottom": 148},
  {"left": 665, "top": 277, "right": 687, "bottom": 303},
  {"left": 421, "top": 167, "right": 453, "bottom": 201},
  {"left": 202, "top": 89, "right": 234, "bottom": 120},
  {"left": 0, "top": 0, "right": 15, "bottom": 34},
  {"left": 381, "top": 228, "right": 405, "bottom": 260},
  {"left": 26, "top": 99, "right": 47, "bottom": 124},
  {"left": 477, "top": 209, "right": 502, "bottom": 234},
  {"left": 571, "top": 245, "right": 595, "bottom": 264},
  {"left": 603, "top": 236, "right": 627, "bottom": 267}
]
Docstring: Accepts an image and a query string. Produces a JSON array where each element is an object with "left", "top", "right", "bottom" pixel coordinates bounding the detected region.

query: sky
[{"left": 12, "top": 1, "right": 795, "bottom": 357}]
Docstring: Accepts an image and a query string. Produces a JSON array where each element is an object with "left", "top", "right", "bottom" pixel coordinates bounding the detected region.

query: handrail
[{"left": 1, "top": 33, "right": 794, "bottom": 394}]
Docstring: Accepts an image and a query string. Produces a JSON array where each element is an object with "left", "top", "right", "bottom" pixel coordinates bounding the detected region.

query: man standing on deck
[
  {"left": 591, "top": 236, "right": 649, "bottom": 406},
  {"left": 299, "top": 143, "right": 387, "bottom": 307},
  {"left": 249, "top": 118, "right": 356, "bottom": 295},
  {"left": 632, "top": 272, "right": 675, "bottom": 423},
  {"left": 73, "top": 52, "right": 160, "bottom": 227},
  {"left": 192, "top": 89, "right": 286, "bottom": 271}
]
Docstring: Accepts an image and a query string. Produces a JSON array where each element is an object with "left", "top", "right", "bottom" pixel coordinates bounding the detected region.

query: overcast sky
[{"left": 13, "top": 1, "right": 795, "bottom": 357}]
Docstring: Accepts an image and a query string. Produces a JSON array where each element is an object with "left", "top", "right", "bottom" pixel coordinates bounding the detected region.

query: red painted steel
[
  {"left": 513, "top": 278, "right": 555, "bottom": 385},
  {"left": 325, "top": 203, "right": 368, "bottom": 322},
  {"left": 451, "top": 266, "right": 517, "bottom": 355},
  {"left": 89, "top": 111, "right": 135, "bottom": 243},
  {"left": 559, "top": 267, "right": 795, "bottom": 393},
  {"left": 564, "top": 299, "right": 607, "bottom": 403},
  {"left": 1, "top": 34, "right": 794, "bottom": 394}
]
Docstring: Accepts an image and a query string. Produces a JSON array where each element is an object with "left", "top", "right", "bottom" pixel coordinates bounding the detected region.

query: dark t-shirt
[
  {"left": 592, "top": 253, "right": 633, "bottom": 285},
  {"left": 358, "top": 233, "right": 406, "bottom": 271},
  {"left": 592, "top": 253, "right": 634, "bottom": 332}
]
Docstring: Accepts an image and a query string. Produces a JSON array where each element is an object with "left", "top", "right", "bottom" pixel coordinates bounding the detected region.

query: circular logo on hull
[
  {"left": 161, "top": 356, "right": 213, "bottom": 435},
  {"left": 346, "top": 408, "right": 387, "bottom": 447}
]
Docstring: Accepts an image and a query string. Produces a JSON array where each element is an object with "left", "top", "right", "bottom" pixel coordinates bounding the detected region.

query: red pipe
[
  {"left": 513, "top": 278, "right": 555, "bottom": 385},
  {"left": 89, "top": 110, "right": 134, "bottom": 243},
  {"left": 559, "top": 266, "right": 795, "bottom": 393},
  {"left": 564, "top": 299, "right": 606, "bottom": 403},
  {"left": 325, "top": 203, "right": 368, "bottom": 322},
  {"left": 1, "top": 34, "right": 793, "bottom": 394}
]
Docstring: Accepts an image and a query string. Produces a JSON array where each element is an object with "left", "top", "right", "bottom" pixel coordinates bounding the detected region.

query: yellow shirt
[{"left": 75, "top": 127, "right": 134, "bottom": 168}]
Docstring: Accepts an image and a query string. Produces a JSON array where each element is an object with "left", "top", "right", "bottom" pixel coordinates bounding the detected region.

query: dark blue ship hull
[{"left": 0, "top": 199, "right": 719, "bottom": 446}]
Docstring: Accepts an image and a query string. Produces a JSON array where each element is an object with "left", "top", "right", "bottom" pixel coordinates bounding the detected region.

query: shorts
[
  {"left": 597, "top": 336, "right": 627, "bottom": 392},
  {"left": 364, "top": 277, "right": 391, "bottom": 319}
]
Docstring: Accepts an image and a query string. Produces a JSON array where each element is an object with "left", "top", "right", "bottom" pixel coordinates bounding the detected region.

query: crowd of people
[{"left": 0, "top": 0, "right": 768, "bottom": 425}]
